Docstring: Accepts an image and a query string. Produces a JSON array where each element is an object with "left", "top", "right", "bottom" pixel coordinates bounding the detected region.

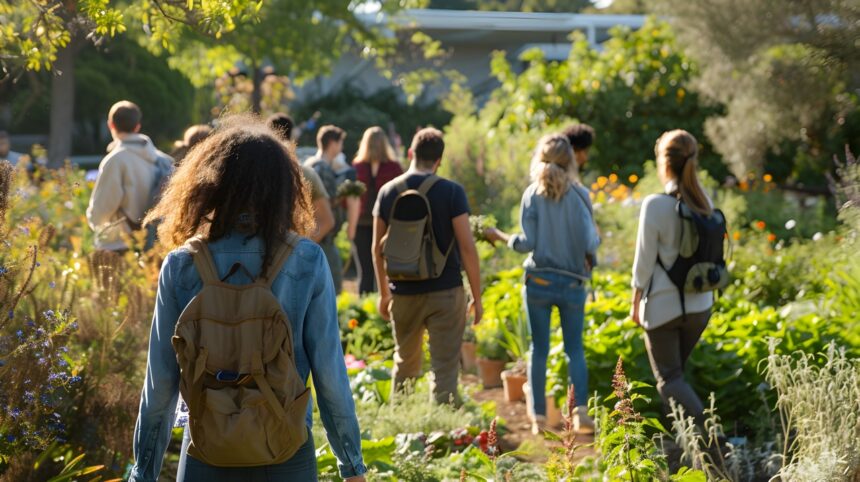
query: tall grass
[{"left": 765, "top": 340, "right": 860, "bottom": 481}]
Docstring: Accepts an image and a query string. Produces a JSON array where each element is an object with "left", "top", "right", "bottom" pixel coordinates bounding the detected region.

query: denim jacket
[{"left": 129, "top": 232, "right": 367, "bottom": 480}]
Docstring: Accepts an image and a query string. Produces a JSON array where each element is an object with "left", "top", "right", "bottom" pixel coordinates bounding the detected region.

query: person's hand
[
  {"left": 483, "top": 227, "right": 503, "bottom": 244},
  {"left": 345, "top": 476, "right": 366, "bottom": 482},
  {"left": 378, "top": 293, "right": 392, "bottom": 321},
  {"left": 630, "top": 301, "right": 641, "bottom": 327},
  {"left": 469, "top": 297, "right": 483, "bottom": 325}
]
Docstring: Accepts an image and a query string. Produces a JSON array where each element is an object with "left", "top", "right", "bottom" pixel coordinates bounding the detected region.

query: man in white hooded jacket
[{"left": 86, "top": 100, "right": 173, "bottom": 251}]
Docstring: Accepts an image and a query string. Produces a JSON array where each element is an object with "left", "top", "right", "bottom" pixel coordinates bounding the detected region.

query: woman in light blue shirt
[
  {"left": 128, "top": 118, "right": 366, "bottom": 482},
  {"left": 486, "top": 134, "right": 599, "bottom": 435}
]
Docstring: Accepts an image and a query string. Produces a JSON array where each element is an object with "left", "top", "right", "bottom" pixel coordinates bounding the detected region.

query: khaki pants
[{"left": 390, "top": 287, "right": 467, "bottom": 405}]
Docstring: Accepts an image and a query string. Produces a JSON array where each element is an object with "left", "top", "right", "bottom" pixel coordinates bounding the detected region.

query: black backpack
[{"left": 656, "top": 195, "right": 730, "bottom": 317}]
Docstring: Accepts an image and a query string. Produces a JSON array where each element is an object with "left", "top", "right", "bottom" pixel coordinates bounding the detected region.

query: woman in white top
[{"left": 630, "top": 129, "right": 714, "bottom": 426}]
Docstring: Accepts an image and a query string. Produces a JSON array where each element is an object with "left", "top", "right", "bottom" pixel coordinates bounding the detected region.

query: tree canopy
[{"left": 652, "top": 0, "right": 860, "bottom": 181}]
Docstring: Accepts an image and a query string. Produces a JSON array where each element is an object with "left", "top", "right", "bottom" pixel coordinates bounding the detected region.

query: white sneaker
[
  {"left": 530, "top": 414, "right": 548, "bottom": 435},
  {"left": 573, "top": 405, "right": 595, "bottom": 434}
]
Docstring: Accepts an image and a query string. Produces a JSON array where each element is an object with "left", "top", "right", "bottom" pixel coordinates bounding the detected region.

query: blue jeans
[
  {"left": 177, "top": 427, "right": 317, "bottom": 481},
  {"left": 524, "top": 271, "right": 588, "bottom": 416}
]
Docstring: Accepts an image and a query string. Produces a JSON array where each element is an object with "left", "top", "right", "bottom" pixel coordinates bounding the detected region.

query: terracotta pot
[
  {"left": 460, "top": 341, "right": 478, "bottom": 374},
  {"left": 546, "top": 396, "right": 563, "bottom": 428},
  {"left": 523, "top": 383, "right": 562, "bottom": 428},
  {"left": 501, "top": 370, "right": 527, "bottom": 402},
  {"left": 477, "top": 358, "right": 506, "bottom": 388}
]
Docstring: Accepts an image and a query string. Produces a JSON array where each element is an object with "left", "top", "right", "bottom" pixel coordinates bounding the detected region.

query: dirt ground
[
  {"left": 342, "top": 278, "right": 596, "bottom": 465},
  {"left": 462, "top": 374, "right": 596, "bottom": 465}
]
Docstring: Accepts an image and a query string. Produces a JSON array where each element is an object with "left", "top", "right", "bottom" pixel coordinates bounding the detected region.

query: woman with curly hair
[{"left": 128, "top": 116, "right": 366, "bottom": 482}]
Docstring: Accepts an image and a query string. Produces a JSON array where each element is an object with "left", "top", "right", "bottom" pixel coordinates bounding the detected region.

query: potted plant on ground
[
  {"left": 499, "top": 314, "right": 530, "bottom": 402},
  {"left": 543, "top": 343, "right": 569, "bottom": 428},
  {"left": 461, "top": 326, "right": 478, "bottom": 374},
  {"left": 475, "top": 318, "right": 509, "bottom": 388}
]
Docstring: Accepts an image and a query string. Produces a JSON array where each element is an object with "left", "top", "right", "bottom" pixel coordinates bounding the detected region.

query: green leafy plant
[
  {"left": 336, "top": 179, "right": 367, "bottom": 199},
  {"left": 469, "top": 214, "right": 497, "bottom": 243},
  {"left": 499, "top": 313, "right": 529, "bottom": 372},
  {"left": 475, "top": 318, "right": 509, "bottom": 361},
  {"left": 594, "top": 357, "right": 671, "bottom": 481}
]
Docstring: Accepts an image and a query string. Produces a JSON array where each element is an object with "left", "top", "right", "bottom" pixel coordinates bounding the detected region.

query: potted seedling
[
  {"left": 461, "top": 326, "right": 478, "bottom": 374},
  {"left": 499, "top": 314, "right": 530, "bottom": 402},
  {"left": 475, "top": 318, "right": 509, "bottom": 388}
]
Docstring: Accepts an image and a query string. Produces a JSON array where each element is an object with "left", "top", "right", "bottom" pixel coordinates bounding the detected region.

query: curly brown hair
[{"left": 145, "top": 115, "right": 313, "bottom": 272}]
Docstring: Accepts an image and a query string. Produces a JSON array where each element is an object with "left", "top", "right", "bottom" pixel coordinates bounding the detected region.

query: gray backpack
[{"left": 382, "top": 175, "right": 453, "bottom": 281}]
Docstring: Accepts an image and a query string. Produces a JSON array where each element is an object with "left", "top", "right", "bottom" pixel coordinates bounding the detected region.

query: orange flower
[
  {"left": 767, "top": 233, "right": 777, "bottom": 242},
  {"left": 348, "top": 318, "right": 359, "bottom": 330},
  {"left": 597, "top": 176, "right": 608, "bottom": 188},
  {"left": 755, "top": 220, "right": 766, "bottom": 230},
  {"left": 609, "top": 173, "right": 619, "bottom": 184},
  {"left": 732, "top": 231, "right": 741, "bottom": 241},
  {"left": 628, "top": 174, "right": 639, "bottom": 184},
  {"left": 739, "top": 181, "right": 749, "bottom": 191},
  {"left": 763, "top": 173, "right": 773, "bottom": 183}
]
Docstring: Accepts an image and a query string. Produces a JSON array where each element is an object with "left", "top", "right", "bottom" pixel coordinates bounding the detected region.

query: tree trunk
[
  {"left": 251, "top": 65, "right": 263, "bottom": 114},
  {"left": 48, "top": 40, "right": 81, "bottom": 168}
]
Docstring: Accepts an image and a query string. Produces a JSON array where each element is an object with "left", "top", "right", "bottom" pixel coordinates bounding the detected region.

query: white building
[{"left": 298, "top": 9, "right": 645, "bottom": 103}]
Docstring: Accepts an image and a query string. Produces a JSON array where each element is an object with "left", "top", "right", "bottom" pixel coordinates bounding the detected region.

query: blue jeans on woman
[
  {"left": 524, "top": 270, "right": 589, "bottom": 416},
  {"left": 177, "top": 426, "right": 317, "bottom": 481}
]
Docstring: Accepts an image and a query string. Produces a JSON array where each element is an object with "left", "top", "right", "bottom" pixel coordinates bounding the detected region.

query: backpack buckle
[{"left": 215, "top": 370, "right": 250, "bottom": 384}]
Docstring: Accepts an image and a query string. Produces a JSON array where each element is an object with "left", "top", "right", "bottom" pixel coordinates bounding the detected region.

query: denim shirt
[
  {"left": 129, "top": 233, "right": 367, "bottom": 480},
  {"left": 508, "top": 182, "right": 600, "bottom": 279}
]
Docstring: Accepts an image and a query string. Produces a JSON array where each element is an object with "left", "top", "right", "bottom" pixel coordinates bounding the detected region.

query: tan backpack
[
  {"left": 171, "top": 234, "right": 310, "bottom": 467},
  {"left": 382, "top": 174, "right": 453, "bottom": 281}
]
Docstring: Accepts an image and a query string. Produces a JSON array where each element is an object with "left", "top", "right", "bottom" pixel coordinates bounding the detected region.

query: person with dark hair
[
  {"left": 561, "top": 123, "right": 595, "bottom": 169},
  {"left": 351, "top": 126, "right": 403, "bottom": 294},
  {"left": 372, "top": 127, "right": 483, "bottom": 406},
  {"left": 86, "top": 100, "right": 174, "bottom": 252},
  {"left": 129, "top": 117, "right": 367, "bottom": 482},
  {"left": 267, "top": 113, "right": 295, "bottom": 141},
  {"left": 171, "top": 124, "right": 213, "bottom": 165},
  {"left": 303, "top": 125, "right": 349, "bottom": 293},
  {"left": 267, "top": 113, "right": 334, "bottom": 244},
  {"left": 0, "top": 131, "right": 22, "bottom": 165}
]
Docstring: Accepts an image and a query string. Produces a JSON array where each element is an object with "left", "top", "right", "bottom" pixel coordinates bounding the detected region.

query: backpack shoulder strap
[
  {"left": 385, "top": 175, "right": 416, "bottom": 223},
  {"left": 417, "top": 174, "right": 441, "bottom": 197},
  {"left": 186, "top": 238, "right": 220, "bottom": 286},
  {"left": 261, "top": 232, "right": 300, "bottom": 288},
  {"left": 393, "top": 175, "right": 410, "bottom": 195}
]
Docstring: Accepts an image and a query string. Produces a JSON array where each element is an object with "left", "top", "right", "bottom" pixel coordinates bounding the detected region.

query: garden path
[{"left": 464, "top": 375, "right": 596, "bottom": 465}]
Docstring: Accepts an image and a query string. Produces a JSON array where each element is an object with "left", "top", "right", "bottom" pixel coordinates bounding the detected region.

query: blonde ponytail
[
  {"left": 656, "top": 129, "right": 712, "bottom": 216},
  {"left": 535, "top": 134, "right": 577, "bottom": 202}
]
